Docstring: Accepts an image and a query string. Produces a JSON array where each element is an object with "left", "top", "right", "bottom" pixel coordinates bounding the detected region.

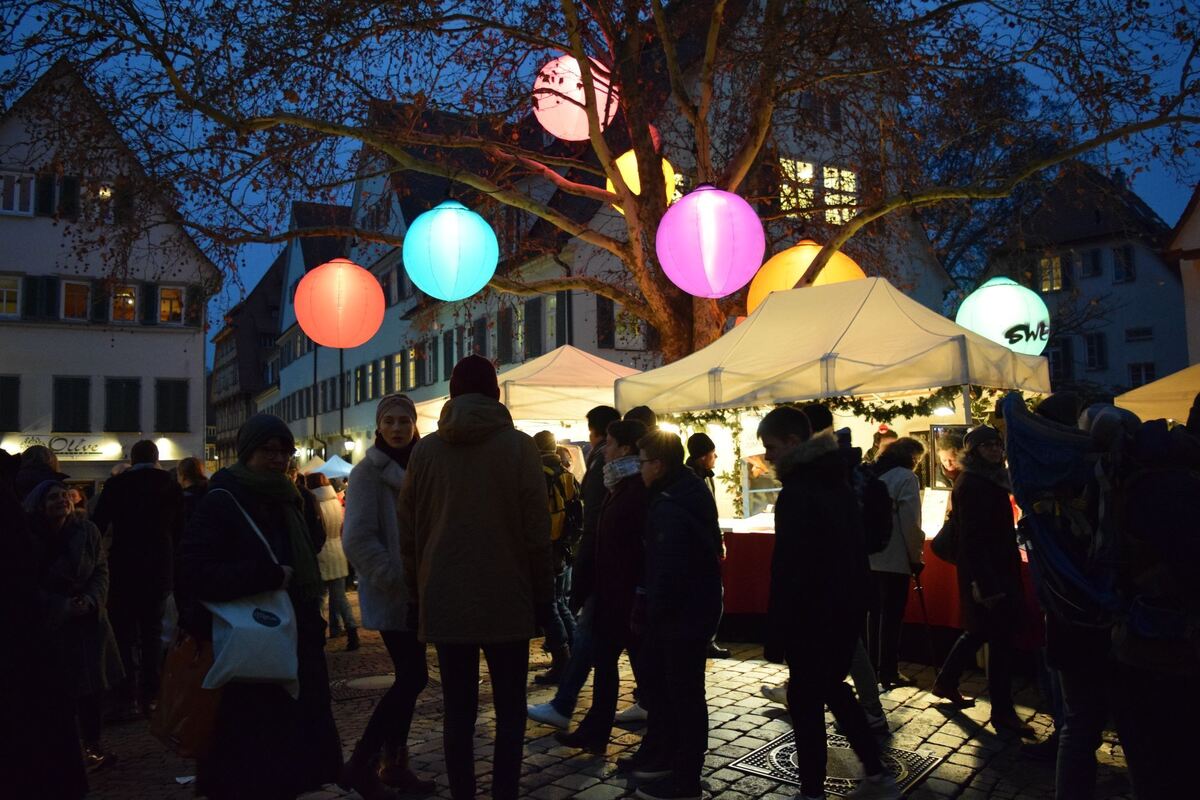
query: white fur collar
[
  {"left": 365, "top": 445, "right": 406, "bottom": 489},
  {"left": 774, "top": 429, "right": 839, "bottom": 478}
]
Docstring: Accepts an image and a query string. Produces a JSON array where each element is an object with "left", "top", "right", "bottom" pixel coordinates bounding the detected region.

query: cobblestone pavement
[{"left": 89, "top": 603, "right": 1132, "bottom": 800}]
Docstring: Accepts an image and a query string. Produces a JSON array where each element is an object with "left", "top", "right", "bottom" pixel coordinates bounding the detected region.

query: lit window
[
  {"left": 407, "top": 347, "right": 418, "bottom": 389},
  {"left": 159, "top": 287, "right": 184, "bottom": 324},
  {"left": 112, "top": 284, "right": 137, "bottom": 322},
  {"left": 63, "top": 282, "right": 89, "bottom": 320},
  {"left": 779, "top": 158, "right": 815, "bottom": 217},
  {"left": 1039, "top": 256, "right": 1063, "bottom": 293},
  {"left": 823, "top": 166, "right": 857, "bottom": 224},
  {"left": 0, "top": 276, "right": 19, "bottom": 317}
]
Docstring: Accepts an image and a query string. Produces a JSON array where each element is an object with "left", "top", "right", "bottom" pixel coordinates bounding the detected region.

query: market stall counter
[{"left": 718, "top": 519, "right": 1044, "bottom": 652}]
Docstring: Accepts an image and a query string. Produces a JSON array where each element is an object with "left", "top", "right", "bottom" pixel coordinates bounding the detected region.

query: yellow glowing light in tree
[
  {"left": 605, "top": 150, "right": 677, "bottom": 215},
  {"left": 745, "top": 240, "right": 866, "bottom": 314}
]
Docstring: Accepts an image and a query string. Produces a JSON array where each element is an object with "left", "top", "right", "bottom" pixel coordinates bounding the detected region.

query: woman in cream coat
[
  {"left": 340, "top": 394, "right": 435, "bottom": 799},
  {"left": 866, "top": 437, "right": 926, "bottom": 689}
]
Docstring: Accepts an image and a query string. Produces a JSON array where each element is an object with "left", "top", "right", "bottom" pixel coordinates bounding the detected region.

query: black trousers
[
  {"left": 76, "top": 692, "right": 103, "bottom": 744},
  {"left": 786, "top": 636, "right": 883, "bottom": 798},
  {"left": 575, "top": 628, "right": 630, "bottom": 741},
  {"left": 108, "top": 590, "right": 167, "bottom": 702},
  {"left": 866, "top": 571, "right": 910, "bottom": 681},
  {"left": 936, "top": 623, "right": 1016, "bottom": 717},
  {"left": 358, "top": 630, "right": 428, "bottom": 754},
  {"left": 436, "top": 641, "right": 529, "bottom": 800},
  {"left": 638, "top": 636, "right": 710, "bottom": 791}
]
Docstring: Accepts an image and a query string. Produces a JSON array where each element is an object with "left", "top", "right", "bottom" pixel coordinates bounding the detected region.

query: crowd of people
[{"left": 2, "top": 354, "right": 1195, "bottom": 800}]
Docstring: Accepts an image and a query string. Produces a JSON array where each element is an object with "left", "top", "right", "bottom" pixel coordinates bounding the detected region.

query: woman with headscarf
[
  {"left": 306, "top": 472, "right": 359, "bottom": 651},
  {"left": 26, "top": 479, "right": 124, "bottom": 771},
  {"left": 177, "top": 414, "right": 341, "bottom": 800},
  {"left": 341, "top": 394, "right": 436, "bottom": 798},
  {"left": 930, "top": 425, "right": 1032, "bottom": 736}
]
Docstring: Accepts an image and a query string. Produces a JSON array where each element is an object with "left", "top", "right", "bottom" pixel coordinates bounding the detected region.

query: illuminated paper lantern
[
  {"left": 745, "top": 239, "right": 866, "bottom": 314},
  {"left": 654, "top": 185, "right": 765, "bottom": 298},
  {"left": 294, "top": 258, "right": 385, "bottom": 348},
  {"left": 955, "top": 276, "right": 1051, "bottom": 356},
  {"left": 532, "top": 55, "right": 618, "bottom": 141},
  {"left": 606, "top": 149, "right": 677, "bottom": 215},
  {"left": 402, "top": 200, "right": 499, "bottom": 302}
]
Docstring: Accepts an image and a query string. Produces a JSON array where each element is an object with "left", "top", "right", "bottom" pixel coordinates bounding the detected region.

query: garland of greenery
[{"left": 667, "top": 386, "right": 1042, "bottom": 517}]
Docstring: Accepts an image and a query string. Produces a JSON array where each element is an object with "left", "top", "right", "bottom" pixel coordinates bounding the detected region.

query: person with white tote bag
[{"left": 177, "top": 414, "right": 342, "bottom": 800}]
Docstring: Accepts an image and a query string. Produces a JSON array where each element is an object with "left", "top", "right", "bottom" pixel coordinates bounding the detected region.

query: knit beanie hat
[
  {"left": 24, "top": 479, "right": 67, "bottom": 515},
  {"left": 686, "top": 432, "right": 716, "bottom": 458},
  {"left": 449, "top": 354, "right": 500, "bottom": 400},
  {"left": 376, "top": 393, "right": 418, "bottom": 430},
  {"left": 533, "top": 431, "right": 558, "bottom": 453},
  {"left": 236, "top": 413, "right": 295, "bottom": 463},
  {"left": 963, "top": 425, "right": 1002, "bottom": 452},
  {"left": 802, "top": 404, "right": 834, "bottom": 433}
]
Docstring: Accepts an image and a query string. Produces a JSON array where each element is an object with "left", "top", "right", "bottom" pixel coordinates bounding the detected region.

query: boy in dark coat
[
  {"left": 758, "top": 407, "right": 899, "bottom": 800},
  {"left": 627, "top": 430, "right": 722, "bottom": 800}
]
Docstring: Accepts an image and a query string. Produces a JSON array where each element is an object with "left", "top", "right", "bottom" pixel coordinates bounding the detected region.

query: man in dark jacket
[
  {"left": 91, "top": 439, "right": 184, "bottom": 715},
  {"left": 759, "top": 407, "right": 899, "bottom": 800},
  {"left": 627, "top": 430, "right": 722, "bottom": 800}
]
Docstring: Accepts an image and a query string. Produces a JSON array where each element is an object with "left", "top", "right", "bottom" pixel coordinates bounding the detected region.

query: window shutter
[
  {"left": 556, "top": 291, "right": 570, "bottom": 346},
  {"left": 596, "top": 296, "right": 615, "bottom": 349},
  {"left": 497, "top": 306, "right": 513, "bottom": 364},
  {"left": 385, "top": 354, "right": 396, "bottom": 394},
  {"left": 41, "top": 276, "right": 59, "bottom": 318},
  {"left": 1060, "top": 337, "right": 1075, "bottom": 381},
  {"left": 90, "top": 280, "right": 109, "bottom": 323},
  {"left": 58, "top": 175, "right": 80, "bottom": 219},
  {"left": 443, "top": 330, "right": 455, "bottom": 377},
  {"left": 416, "top": 343, "right": 428, "bottom": 386},
  {"left": 0, "top": 376, "right": 19, "bottom": 431},
  {"left": 472, "top": 317, "right": 488, "bottom": 358},
  {"left": 184, "top": 285, "right": 203, "bottom": 326},
  {"left": 34, "top": 175, "right": 55, "bottom": 216},
  {"left": 428, "top": 338, "right": 439, "bottom": 384},
  {"left": 524, "top": 297, "right": 543, "bottom": 359},
  {"left": 113, "top": 177, "right": 134, "bottom": 225},
  {"left": 141, "top": 283, "right": 158, "bottom": 325},
  {"left": 22, "top": 276, "right": 43, "bottom": 319}
]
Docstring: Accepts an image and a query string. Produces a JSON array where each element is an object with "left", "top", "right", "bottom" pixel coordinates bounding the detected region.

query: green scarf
[{"left": 225, "top": 463, "right": 323, "bottom": 601}]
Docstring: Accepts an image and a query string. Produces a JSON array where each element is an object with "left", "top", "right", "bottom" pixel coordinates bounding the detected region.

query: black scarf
[
  {"left": 374, "top": 431, "right": 419, "bottom": 469},
  {"left": 962, "top": 450, "right": 1012, "bottom": 491}
]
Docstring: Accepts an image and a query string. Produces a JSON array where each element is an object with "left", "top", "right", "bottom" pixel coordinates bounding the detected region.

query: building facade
[
  {"left": 1169, "top": 185, "right": 1200, "bottom": 365},
  {"left": 0, "top": 62, "right": 218, "bottom": 487},
  {"left": 992, "top": 164, "right": 1188, "bottom": 397}
]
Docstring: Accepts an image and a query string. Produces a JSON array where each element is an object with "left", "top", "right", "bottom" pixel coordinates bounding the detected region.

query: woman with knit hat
[
  {"left": 177, "top": 414, "right": 342, "bottom": 800},
  {"left": 399, "top": 355, "right": 555, "bottom": 800},
  {"left": 341, "top": 393, "right": 436, "bottom": 798},
  {"left": 930, "top": 425, "right": 1032, "bottom": 737}
]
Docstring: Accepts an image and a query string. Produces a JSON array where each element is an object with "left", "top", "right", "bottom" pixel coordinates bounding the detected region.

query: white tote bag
[{"left": 201, "top": 490, "right": 299, "bottom": 698}]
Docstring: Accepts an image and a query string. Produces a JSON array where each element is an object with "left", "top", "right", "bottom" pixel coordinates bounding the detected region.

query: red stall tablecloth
[{"left": 720, "top": 531, "right": 1044, "bottom": 649}]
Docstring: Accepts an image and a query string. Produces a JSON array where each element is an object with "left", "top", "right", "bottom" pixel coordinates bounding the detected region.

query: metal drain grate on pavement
[
  {"left": 329, "top": 672, "right": 443, "bottom": 702},
  {"left": 729, "top": 731, "right": 942, "bottom": 797}
]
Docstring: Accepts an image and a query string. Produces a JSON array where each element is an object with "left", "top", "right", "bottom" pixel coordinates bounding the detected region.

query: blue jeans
[
  {"left": 543, "top": 569, "right": 576, "bottom": 651},
  {"left": 551, "top": 599, "right": 595, "bottom": 716},
  {"left": 322, "top": 577, "right": 358, "bottom": 634}
]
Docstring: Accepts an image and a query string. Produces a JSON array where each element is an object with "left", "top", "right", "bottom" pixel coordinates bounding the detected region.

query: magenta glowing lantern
[
  {"left": 654, "top": 185, "right": 766, "bottom": 298},
  {"left": 532, "top": 55, "right": 617, "bottom": 142}
]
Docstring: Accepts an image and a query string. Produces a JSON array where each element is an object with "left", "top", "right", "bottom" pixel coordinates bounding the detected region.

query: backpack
[
  {"left": 544, "top": 463, "right": 581, "bottom": 543},
  {"left": 852, "top": 465, "right": 893, "bottom": 555},
  {"left": 1002, "top": 393, "right": 1200, "bottom": 662}
]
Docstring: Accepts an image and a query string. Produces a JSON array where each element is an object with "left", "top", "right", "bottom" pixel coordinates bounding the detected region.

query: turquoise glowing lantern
[
  {"left": 654, "top": 185, "right": 765, "bottom": 298},
  {"left": 402, "top": 200, "right": 499, "bottom": 302},
  {"left": 955, "top": 277, "right": 1051, "bottom": 356}
]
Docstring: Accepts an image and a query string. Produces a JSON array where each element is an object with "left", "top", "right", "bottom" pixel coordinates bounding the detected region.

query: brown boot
[
  {"left": 339, "top": 741, "right": 399, "bottom": 800},
  {"left": 378, "top": 743, "right": 436, "bottom": 795}
]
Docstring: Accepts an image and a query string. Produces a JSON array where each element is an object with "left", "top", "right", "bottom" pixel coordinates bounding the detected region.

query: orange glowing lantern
[
  {"left": 294, "top": 258, "right": 385, "bottom": 348},
  {"left": 745, "top": 240, "right": 866, "bottom": 314}
]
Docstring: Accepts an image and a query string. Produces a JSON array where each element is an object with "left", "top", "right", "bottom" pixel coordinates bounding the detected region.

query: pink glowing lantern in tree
[
  {"left": 654, "top": 185, "right": 766, "bottom": 298},
  {"left": 532, "top": 55, "right": 618, "bottom": 141}
]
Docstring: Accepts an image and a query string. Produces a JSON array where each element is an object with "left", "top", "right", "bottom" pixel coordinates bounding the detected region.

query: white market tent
[
  {"left": 299, "top": 454, "right": 326, "bottom": 473},
  {"left": 414, "top": 344, "right": 641, "bottom": 428},
  {"left": 1115, "top": 362, "right": 1200, "bottom": 422},
  {"left": 312, "top": 454, "right": 353, "bottom": 479},
  {"left": 615, "top": 278, "right": 1051, "bottom": 414}
]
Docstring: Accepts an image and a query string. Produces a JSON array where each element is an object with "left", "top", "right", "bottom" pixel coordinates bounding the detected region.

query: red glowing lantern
[{"left": 294, "top": 258, "right": 385, "bottom": 348}]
